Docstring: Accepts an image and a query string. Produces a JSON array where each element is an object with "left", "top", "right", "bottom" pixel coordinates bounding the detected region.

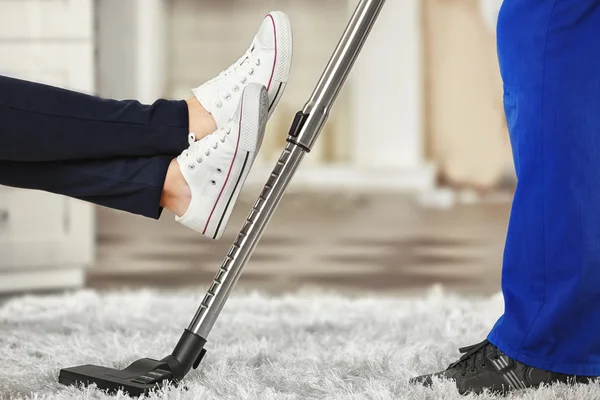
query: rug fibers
[{"left": 1, "top": 287, "right": 598, "bottom": 400}]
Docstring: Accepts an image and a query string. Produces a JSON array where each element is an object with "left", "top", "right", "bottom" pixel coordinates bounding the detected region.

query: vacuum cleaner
[{"left": 58, "top": 0, "right": 387, "bottom": 395}]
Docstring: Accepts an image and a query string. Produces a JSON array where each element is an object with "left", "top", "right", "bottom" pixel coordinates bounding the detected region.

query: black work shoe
[{"left": 410, "top": 340, "right": 598, "bottom": 395}]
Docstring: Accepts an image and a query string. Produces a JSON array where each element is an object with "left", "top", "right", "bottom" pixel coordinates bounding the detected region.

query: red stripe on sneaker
[
  {"left": 202, "top": 97, "right": 244, "bottom": 235},
  {"left": 266, "top": 13, "right": 277, "bottom": 91}
]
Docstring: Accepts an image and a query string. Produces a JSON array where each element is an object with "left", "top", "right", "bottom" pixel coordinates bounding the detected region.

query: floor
[{"left": 88, "top": 190, "right": 512, "bottom": 296}]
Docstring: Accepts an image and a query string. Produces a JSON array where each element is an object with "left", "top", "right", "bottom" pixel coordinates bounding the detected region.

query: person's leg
[
  {"left": 411, "top": 0, "right": 600, "bottom": 394},
  {"left": 0, "top": 84, "right": 270, "bottom": 240},
  {"left": 0, "top": 75, "right": 218, "bottom": 162},
  {"left": 0, "top": 12, "right": 293, "bottom": 239},
  {"left": 488, "top": 0, "right": 600, "bottom": 376}
]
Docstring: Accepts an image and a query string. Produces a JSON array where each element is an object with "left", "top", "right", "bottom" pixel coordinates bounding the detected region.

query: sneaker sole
[
  {"left": 265, "top": 11, "right": 293, "bottom": 118},
  {"left": 204, "top": 84, "right": 269, "bottom": 240}
]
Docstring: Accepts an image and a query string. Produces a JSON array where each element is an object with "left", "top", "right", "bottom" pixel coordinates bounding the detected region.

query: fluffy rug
[{"left": 1, "top": 287, "right": 599, "bottom": 400}]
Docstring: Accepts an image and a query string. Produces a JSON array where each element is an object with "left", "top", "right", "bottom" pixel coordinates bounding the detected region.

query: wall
[
  {"left": 96, "top": 0, "right": 167, "bottom": 103},
  {"left": 350, "top": 0, "right": 424, "bottom": 170},
  {"left": 96, "top": 0, "right": 137, "bottom": 99}
]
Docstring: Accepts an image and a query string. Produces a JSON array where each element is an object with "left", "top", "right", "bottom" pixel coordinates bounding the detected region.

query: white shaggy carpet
[{"left": 1, "top": 287, "right": 599, "bottom": 400}]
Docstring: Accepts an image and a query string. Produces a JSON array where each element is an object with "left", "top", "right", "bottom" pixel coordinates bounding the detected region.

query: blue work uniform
[{"left": 488, "top": 0, "right": 600, "bottom": 376}]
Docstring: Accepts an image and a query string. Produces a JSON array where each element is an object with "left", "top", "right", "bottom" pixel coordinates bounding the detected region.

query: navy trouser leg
[
  {"left": 0, "top": 156, "right": 173, "bottom": 219},
  {"left": 0, "top": 75, "right": 191, "bottom": 218},
  {"left": 0, "top": 75, "right": 189, "bottom": 161}
]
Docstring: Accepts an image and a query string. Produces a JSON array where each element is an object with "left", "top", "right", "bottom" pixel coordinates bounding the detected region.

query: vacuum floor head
[
  {"left": 59, "top": 358, "right": 177, "bottom": 397},
  {"left": 59, "top": 330, "right": 207, "bottom": 397}
]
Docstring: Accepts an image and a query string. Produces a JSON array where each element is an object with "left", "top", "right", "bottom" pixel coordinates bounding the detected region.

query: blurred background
[{"left": 0, "top": 0, "right": 513, "bottom": 297}]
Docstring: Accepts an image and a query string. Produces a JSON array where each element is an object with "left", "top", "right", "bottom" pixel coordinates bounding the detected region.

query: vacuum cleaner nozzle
[
  {"left": 59, "top": 359, "right": 174, "bottom": 397},
  {"left": 59, "top": 330, "right": 207, "bottom": 397}
]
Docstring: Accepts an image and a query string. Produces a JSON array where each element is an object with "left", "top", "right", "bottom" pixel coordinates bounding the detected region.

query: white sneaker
[
  {"left": 192, "top": 11, "right": 293, "bottom": 128},
  {"left": 176, "top": 83, "right": 269, "bottom": 239}
]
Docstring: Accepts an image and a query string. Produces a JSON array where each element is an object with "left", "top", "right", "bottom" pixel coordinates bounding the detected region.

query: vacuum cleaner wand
[
  {"left": 187, "top": 0, "right": 387, "bottom": 342},
  {"left": 59, "top": 0, "right": 387, "bottom": 396}
]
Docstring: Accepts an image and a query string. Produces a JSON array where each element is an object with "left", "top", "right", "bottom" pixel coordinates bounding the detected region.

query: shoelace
[
  {"left": 205, "top": 41, "right": 262, "bottom": 108},
  {"left": 184, "top": 124, "right": 232, "bottom": 170},
  {"left": 448, "top": 339, "right": 493, "bottom": 376}
]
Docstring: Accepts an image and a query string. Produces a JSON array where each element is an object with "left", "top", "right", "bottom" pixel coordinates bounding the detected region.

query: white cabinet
[
  {"left": 0, "top": 0, "right": 95, "bottom": 293},
  {"left": 0, "top": 0, "right": 93, "bottom": 40}
]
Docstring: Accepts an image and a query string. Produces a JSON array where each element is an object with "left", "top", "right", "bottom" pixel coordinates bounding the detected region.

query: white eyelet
[
  {"left": 188, "top": 164, "right": 195, "bottom": 170},
  {"left": 256, "top": 59, "right": 261, "bottom": 66},
  {"left": 220, "top": 137, "right": 225, "bottom": 143},
  {"left": 224, "top": 93, "right": 231, "bottom": 101},
  {"left": 213, "top": 143, "right": 218, "bottom": 150},
  {"left": 217, "top": 168, "right": 222, "bottom": 173},
  {"left": 249, "top": 68, "right": 255, "bottom": 76},
  {"left": 216, "top": 101, "right": 223, "bottom": 108},
  {"left": 226, "top": 128, "right": 231, "bottom": 135},
  {"left": 205, "top": 150, "right": 210, "bottom": 156},
  {"left": 211, "top": 180, "right": 217, "bottom": 185},
  {"left": 241, "top": 77, "right": 248, "bottom": 84},
  {"left": 196, "top": 158, "right": 202, "bottom": 163},
  {"left": 232, "top": 85, "right": 240, "bottom": 92}
]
